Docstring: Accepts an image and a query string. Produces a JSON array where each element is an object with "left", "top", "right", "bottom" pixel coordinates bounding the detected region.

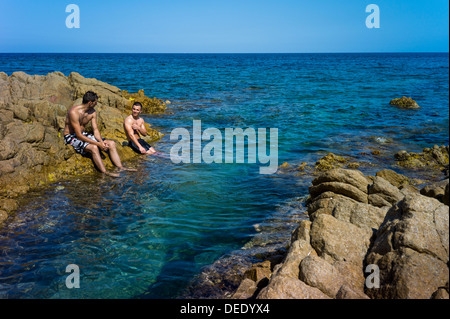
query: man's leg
[
  {"left": 85, "top": 143, "right": 119, "bottom": 177},
  {"left": 104, "top": 140, "right": 136, "bottom": 171},
  {"left": 137, "top": 139, "right": 156, "bottom": 156},
  {"left": 146, "top": 147, "right": 157, "bottom": 155}
]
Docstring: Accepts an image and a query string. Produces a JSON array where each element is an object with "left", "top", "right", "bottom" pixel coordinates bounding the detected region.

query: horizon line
[{"left": 0, "top": 51, "right": 449, "bottom": 55}]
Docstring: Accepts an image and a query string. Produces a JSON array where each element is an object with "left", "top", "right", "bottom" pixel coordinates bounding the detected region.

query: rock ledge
[{"left": 0, "top": 71, "right": 164, "bottom": 224}]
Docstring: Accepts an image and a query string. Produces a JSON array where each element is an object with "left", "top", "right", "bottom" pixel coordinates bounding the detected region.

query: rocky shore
[
  {"left": 230, "top": 147, "right": 449, "bottom": 299},
  {"left": 0, "top": 71, "right": 167, "bottom": 225},
  {"left": 1, "top": 73, "right": 448, "bottom": 300}
]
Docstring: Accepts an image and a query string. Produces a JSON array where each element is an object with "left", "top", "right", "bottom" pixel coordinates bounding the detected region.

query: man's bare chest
[
  {"left": 131, "top": 118, "right": 144, "bottom": 127},
  {"left": 79, "top": 112, "right": 94, "bottom": 126}
]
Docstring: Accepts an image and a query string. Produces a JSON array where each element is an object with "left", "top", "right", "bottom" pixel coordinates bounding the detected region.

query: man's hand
[
  {"left": 99, "top": 141, "right": 109, "bottom": 152},
  {"left": 132, "top": 123, "right": 141, "bottom": 132},
  {"left": 139, "top": 146, "right": 147, "bottom": 154}
]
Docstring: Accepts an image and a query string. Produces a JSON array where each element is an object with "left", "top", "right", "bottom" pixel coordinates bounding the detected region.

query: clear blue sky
[{"left": 0, "top": 0, "right": 448, "bottom": 53}]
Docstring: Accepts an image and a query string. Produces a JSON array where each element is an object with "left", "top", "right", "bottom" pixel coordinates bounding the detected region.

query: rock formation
[
  {"left": 395, "top": 145, "right": 449, "bottom": 175},
  {"left": 366, "top": 193, "right": 449, "bottom": 299},
  {"left": 122, "top": 89, "right": 168, "bottom": 114},
  {"left": 0, "top": 71, "right": 164, "bottom": 224},
  {"left": 233, "top": 167, "right": 449, "bottom": 299},
  {"left": 277, "top": 152, "right": 362, "bottom": 176},
  {"left": 389, "top": 96, "right": 420, "bottom": 109}
]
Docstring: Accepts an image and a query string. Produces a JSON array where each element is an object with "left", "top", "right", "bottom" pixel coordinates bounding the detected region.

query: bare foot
[
  {"left": 154, "top": 151, "right": 170, "bottom": 159},
  {"left": 104, "top": 171, "right": 120, "bottom": 178},
  {"left": 119, "top": 167, "right": 137, "bottom": 172}
]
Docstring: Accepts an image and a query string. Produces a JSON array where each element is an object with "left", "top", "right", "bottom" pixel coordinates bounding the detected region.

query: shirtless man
[
  {"left": 64, "top": 91, "right": 135, "bottom": 177},
  {"left": 123, "top": 102, "right": 157, "bottom": 155}
]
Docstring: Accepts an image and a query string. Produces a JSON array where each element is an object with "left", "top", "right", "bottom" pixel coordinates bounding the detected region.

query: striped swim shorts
[{"left": 64, "top": 132, "right": 98, "bottom": 155}]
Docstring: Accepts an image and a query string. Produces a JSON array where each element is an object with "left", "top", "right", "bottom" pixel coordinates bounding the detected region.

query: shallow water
[
  {"left": 0, "top": 53, "right": 448, "bottom": 298},
  {"left": 0, "top": 156, "right": 303, "bottom": 298}
]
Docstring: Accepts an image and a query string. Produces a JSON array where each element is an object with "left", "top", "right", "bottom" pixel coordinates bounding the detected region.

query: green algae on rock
[
  {"left": 315, "top": 153, "right": 361, "bottom": 172},
  {"left": 389, "top": 96, "right": 420, "bottom": 109},
  {"left": 277, "top": 153, "right": 363, "bottom": 177},
  {"left": 395, "top": 145, "right": 449, "bottom": 171},
  {"left": 121, "top": 89, "right": 168, "bottom": 114}
]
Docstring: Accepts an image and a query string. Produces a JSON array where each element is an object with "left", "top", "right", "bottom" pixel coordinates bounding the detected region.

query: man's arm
[
  {"left": 132, "top": 119, "right": 148, "bottom": 137},
  {"left": 90, "top": 111, "right": 103, "bottom": 142},
  {"left": 90, "top": 111, "right": 109, "bottom": 151},
  {"left": 139, "top": 120, "right": 148, "bottom": 136}
]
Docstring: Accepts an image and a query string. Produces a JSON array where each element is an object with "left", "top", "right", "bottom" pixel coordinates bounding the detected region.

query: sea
[{"left": 0, "top": 53, "right": 448, "bottom": 298}]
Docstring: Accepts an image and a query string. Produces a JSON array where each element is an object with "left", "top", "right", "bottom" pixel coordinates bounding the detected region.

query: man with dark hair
[
  {"left": 64, "top": 91, "right": 135, "bottom": 177},
  {"left": 123, "top": 102, "right": 157, "bottom": 155},
  {"left": 82, "top": 90, "right": 98, "bottom": 105}
]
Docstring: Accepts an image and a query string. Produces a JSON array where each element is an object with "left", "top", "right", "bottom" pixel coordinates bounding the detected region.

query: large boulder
[
  {"left": 68, "top": 72, "right": 127, "bottom": 109},
  {"left": 298, "top": 255, "right": 345, "bottom": 298},
  {"left": 366, "top": 193, "right": 449, "bottom": 299},
  {"left": 420, "top": 179, "right": 449, "bottom": 204},
  {"left": 444, "top": 183, "right": 449, "bottom": 206},
  {"left": 307, "top": 192, "right": 388, "bottom": 231},
  {"left": 368, "top": 176, "right": 404, "bottom": 207},
  {"left": 376, "top": 169, "right": 413, "bottom": 188},
  {"left": 310, "top": 213, "right": 372, "bottom": 266},
  {"left": 311, "top": 168, "right": 370, "bottom": 193},
  {"left": 256, "top": 275, "right": 331, "bottom": 299}
]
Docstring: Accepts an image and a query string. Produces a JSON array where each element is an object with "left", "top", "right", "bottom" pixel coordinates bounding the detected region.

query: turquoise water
[{"left": 0, "top": 53, "right": 448, "bottom": 298}]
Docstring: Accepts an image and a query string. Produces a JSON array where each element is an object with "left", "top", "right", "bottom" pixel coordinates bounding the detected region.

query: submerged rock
[
  {"left": 315, "top": 153, "right": 348, "bottom": 171},
  {"left": 395, "top": 145, "right": 449, "bottom": 173},
  {"left": 278, "top": 153, "right": 362, "bottom": 176},
  {"left": 0, "top": 71, "right": 164, "bottom": 224}
]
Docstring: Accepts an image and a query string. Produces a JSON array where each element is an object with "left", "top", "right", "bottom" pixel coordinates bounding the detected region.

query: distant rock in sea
[{"left": 389, "top": 96, "right": 420, "bottom": 109}]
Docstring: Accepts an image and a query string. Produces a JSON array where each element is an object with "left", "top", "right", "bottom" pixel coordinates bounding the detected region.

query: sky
[{"left": 0, "top": 0, "right": 448, "bottom": 53}]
